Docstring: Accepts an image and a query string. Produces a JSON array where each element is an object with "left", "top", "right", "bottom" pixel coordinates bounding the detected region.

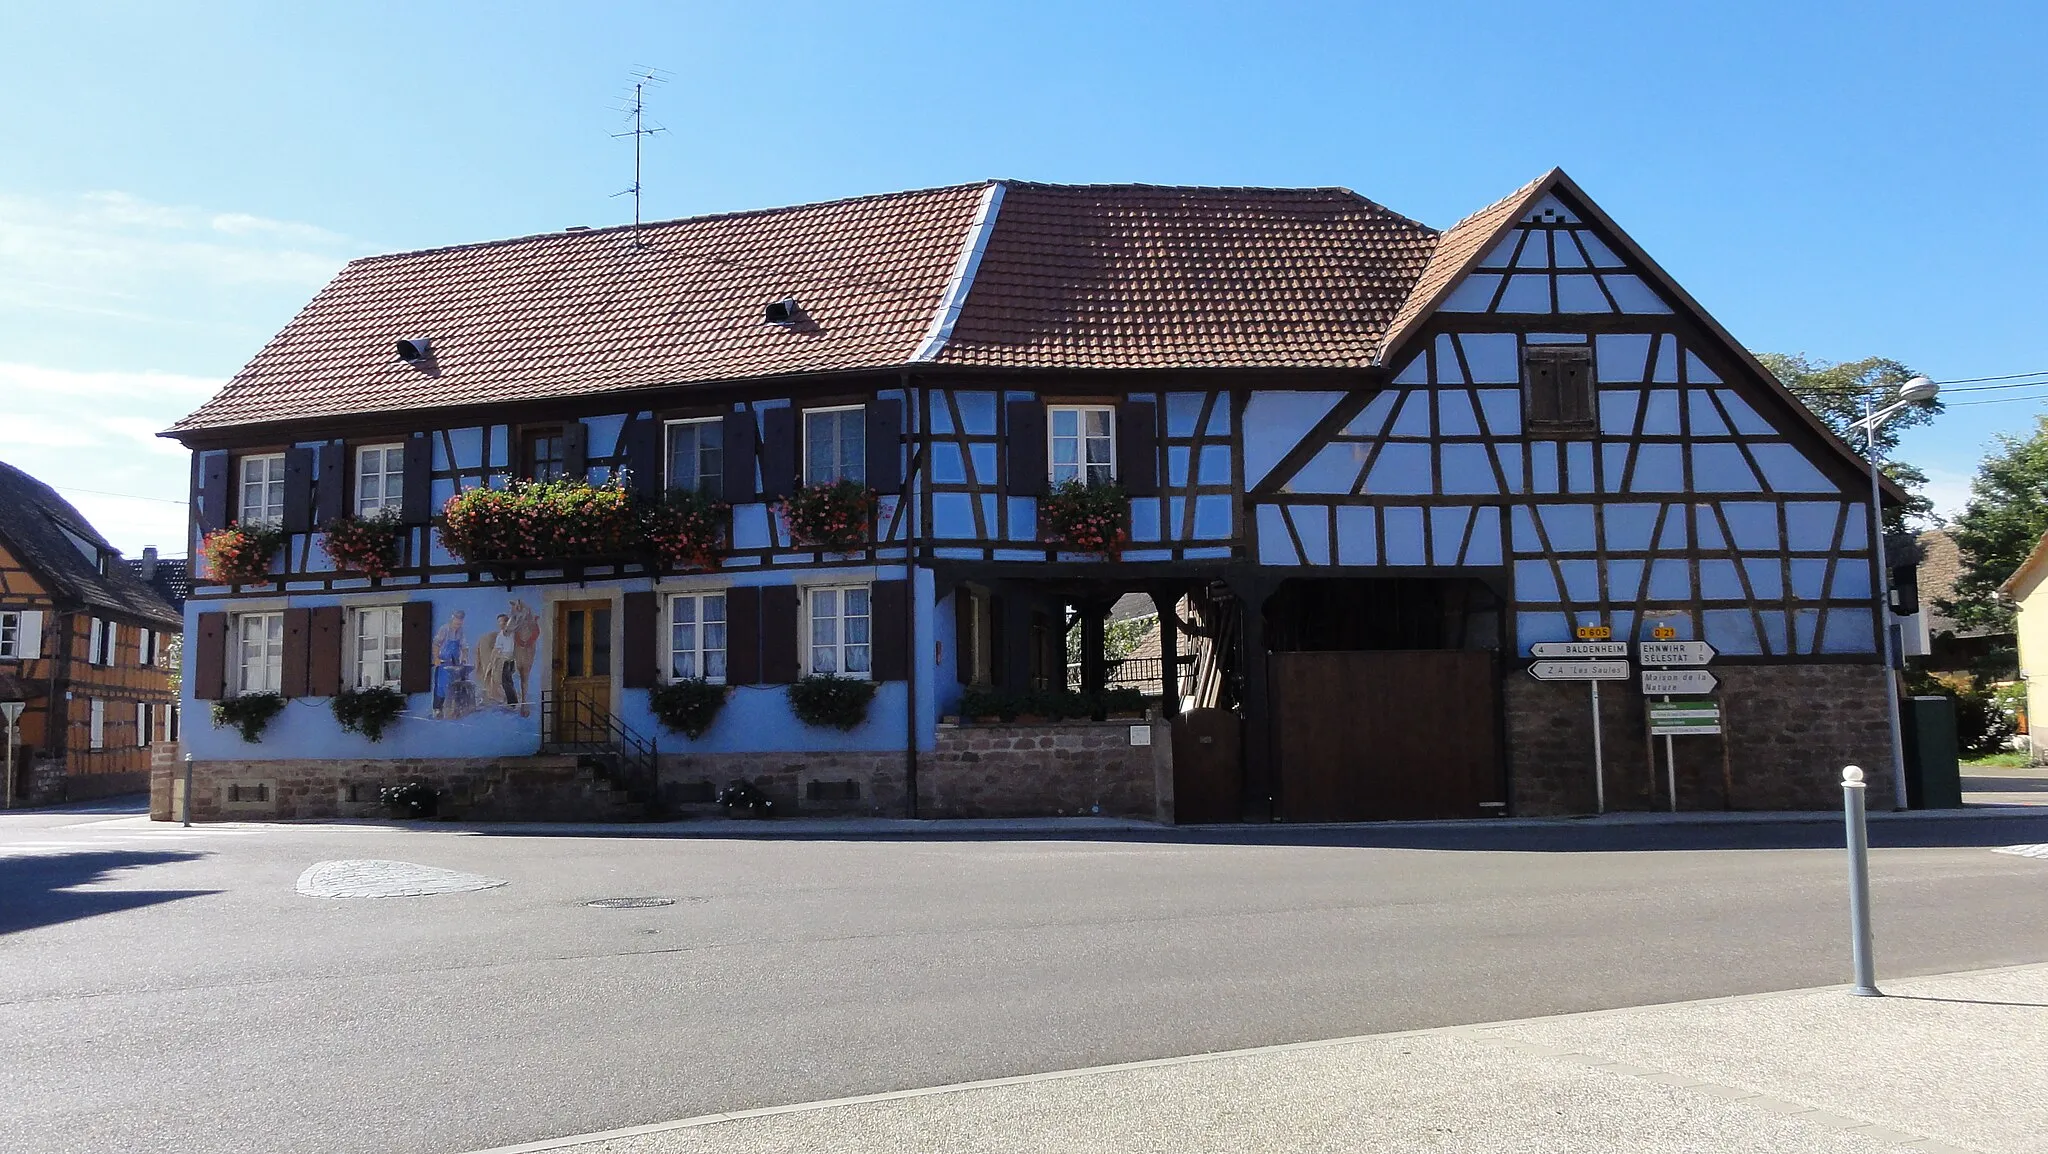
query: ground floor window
[
  {"left": 668, "top": 591, "right": 727, "bottom": 683},
  {"left": 235, "top": 612, "right": 284, "bottom": 695},
  {"left": 352, "top": 606, "right": 405, "bottom": 689},
  {"left": 806, "top": 585, "right": 871, "bottom": 677},
  {"left": 137, "top": 702, "right": 154, "bottom": 747}
]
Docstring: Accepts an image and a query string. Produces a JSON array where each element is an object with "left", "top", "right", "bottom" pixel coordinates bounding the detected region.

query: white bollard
[{"left": 1842, "top": 765, "right": 1880, "bottom": 997}]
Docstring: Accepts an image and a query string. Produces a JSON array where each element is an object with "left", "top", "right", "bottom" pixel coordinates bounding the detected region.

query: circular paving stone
[{"left": 296, "top": 859, "right": 510, "bottom": 898}]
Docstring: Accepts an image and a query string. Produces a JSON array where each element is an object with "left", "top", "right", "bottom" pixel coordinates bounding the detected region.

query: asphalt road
[{"left": 3, "top": 802, "right": 2045, "bottom": 1154}]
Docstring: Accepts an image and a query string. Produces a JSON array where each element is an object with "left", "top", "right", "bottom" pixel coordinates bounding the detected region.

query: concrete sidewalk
[{"left": 471, "top": 963, "right": 2048, "bottom": 1154}]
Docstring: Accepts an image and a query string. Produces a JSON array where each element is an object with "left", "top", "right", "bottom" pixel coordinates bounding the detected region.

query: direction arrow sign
[
  {"left": 1638, "top": 641, "right": 1717, "bottom": 667},
  {"left": 1528, "top": 659, "right": 1631, "bottom": 682},
  {"left": 1642, "top": 669, "right": 1719, "bottom": 695},
  {"left": 1648, "top": 700, "right": 1722, "bottom": 736},
  {"left": 1531, "top": 641, "right": 1630, "bottom": 659}
]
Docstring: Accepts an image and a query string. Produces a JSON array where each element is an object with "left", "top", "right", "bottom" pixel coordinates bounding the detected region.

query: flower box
[
  {"left": 200, "top": 523, "right": 285, "bottom": 586},
  {"left": 319, "top": 510, "right": 406, "bottom": 579},
  {"left": 777, "top": 480, "right": 879, "bottom": 553},
  {"left": 1039, "top": 480, "right": 1130, "bottom": 558}
]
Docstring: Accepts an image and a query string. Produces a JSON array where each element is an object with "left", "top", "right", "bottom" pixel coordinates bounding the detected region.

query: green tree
[
  {"left": 1936, "top": 415, "right": 2048, "bottom": 635},
  {"left": 1755, "top": 353, "right": 1941, "bottom": 530}
]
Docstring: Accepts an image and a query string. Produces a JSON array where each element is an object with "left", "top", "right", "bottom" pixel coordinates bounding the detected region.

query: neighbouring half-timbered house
[
  {"left": 160, "top": 170, "right": 1898, "bottom": 822},
  {"left": 0, "top": 460, "right": 183, "bottom": 805}
]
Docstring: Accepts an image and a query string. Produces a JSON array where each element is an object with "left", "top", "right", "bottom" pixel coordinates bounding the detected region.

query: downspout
[{"left": 902, "top": 369, "right": 919, "bottom": 818}]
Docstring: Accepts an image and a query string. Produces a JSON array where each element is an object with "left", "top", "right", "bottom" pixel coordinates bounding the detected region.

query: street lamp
[{"left": 1861, "top": 375, "right": 1938, "bottom": 811}]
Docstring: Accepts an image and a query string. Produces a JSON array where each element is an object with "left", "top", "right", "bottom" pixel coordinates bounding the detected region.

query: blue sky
[{"left": 3, "top": 0, "right": 2042, "bottom": 553}]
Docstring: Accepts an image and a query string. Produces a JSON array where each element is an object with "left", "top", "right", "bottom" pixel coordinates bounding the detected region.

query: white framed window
[
  {"left": 665, "top": 419, "right": 725, "bottom": 498},
  {"left": 0, "top": 612, "right": 16, "bottom": 658},
  {"left": 806, "top": 584, "right": 871, "bottom": 678},
  {"left": 667, "top": 591, "right": 728, "bottom": 683},
  {"left": 89, "top": 699, "right": 105, "bottom": 750},
  {"left": 1049, "top": 405, "right": 1116, "bottom": 486},
  {"left": 167, "top": 703, "right": 181, "bottom": 742},
  {"left": 355, "top": 444, "right": 406, "bottom": 516},
  {"left": 239, "top": 453, "right": 287, "bottom": 525},
  {"left": 803, "top": 405, "right": 866, "bottom": 486},
  {"left": 234, "top": 611, "right": 285, "bottom": 696},
  {"left": 88, "top": 618, "right": 116, "bottom": 666},
  {"left": 137, "top": 702, "right": 154, "bottom": 748},
  {"left": 351, "top": 605, "right": 405, "bottom": 690}
]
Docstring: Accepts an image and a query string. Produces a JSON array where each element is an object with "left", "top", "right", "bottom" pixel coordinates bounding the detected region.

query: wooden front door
[
  {"left": 1270, "top": 650, "right": 1502, "bottom": 822},
  {"left": 553, "top": 599, "right": 614, "bottom": 742}
]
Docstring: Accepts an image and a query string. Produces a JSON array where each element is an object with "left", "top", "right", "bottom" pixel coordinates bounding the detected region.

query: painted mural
[{"left": 430, "top": 599, "right": 540, "bottom": 720}]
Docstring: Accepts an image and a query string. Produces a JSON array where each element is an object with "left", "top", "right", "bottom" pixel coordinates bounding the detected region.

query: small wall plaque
[{"left": 1128, "top": 725, "right": 1152, "bottom": 747}]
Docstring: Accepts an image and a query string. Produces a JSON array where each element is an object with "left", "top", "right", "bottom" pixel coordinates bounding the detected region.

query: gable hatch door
[{"left": 553, "top": 599, "right": 614, "bottom": 744}]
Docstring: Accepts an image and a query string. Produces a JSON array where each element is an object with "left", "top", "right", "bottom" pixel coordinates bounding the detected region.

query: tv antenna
[{"left": 611, "top": 67, "right": 670, "bottom": 246}]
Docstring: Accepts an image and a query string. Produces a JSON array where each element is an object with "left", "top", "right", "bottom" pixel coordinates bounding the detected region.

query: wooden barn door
[{"left": 1269, "top": 650, "right": 1501, "bottom": 822}]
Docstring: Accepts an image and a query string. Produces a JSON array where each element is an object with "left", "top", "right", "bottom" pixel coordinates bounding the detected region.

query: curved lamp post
[{"left": 1862, "top": 374, "right": 1939, "bottom": 811}]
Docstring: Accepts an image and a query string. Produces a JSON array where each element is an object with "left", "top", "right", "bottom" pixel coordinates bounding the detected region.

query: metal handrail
[{"left": 540, "top": 690, "right": 661, "bottom": 808}]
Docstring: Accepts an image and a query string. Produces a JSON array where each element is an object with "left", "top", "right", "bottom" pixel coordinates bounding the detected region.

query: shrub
[
  {"left": 778, "top": 480, "right": 877, "bottom": 553},
  {"left": 716, "top": 779, "right": 777, "bottom": 819},
  {"left": 439, "top": 477, "right": 638, "bottom": 564},
  {"left": 639, "top": 489, "right": 730, "bottom": 570},
  {"left": 647, "top": 678, "right": 730, "bottom": 739},
  {"left": 788, "top": 674, "right": 878, "bottom": 730},
  {"left": 1040, "top": 480, "right": 1129, "bottom": 557},
  {"left": 959, "top": 686, "right": 1019, "bottom": 721},
  {"left": 1099, "top": 687, "right": 1148, "bottom": 715},
  {"left": 380, "top": 779, "right": 439, "bottom": 819},
  {"left": 210, "top": 692, "right": 286, "bottom": 743},
  {"left": 200, "top": 522, "right": 285, "bottom": 585},
  {"left": 319, "top": 510, "right": 407, "bottom": 578},
  {"left": 955, "top": 686, "right": 1150, "bottom": 722},
  {"left": 332, "top": 685, "right": 407, "bottom": 742}
]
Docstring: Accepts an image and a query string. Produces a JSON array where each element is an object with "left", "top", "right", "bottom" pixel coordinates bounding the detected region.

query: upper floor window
[
  {"left": 806, "top": 584, "right": 871, "bottom": 678},
  {"left": 803, "top": 406, "right": 865, "bottom": 486},
  {"left": 239, "top": 453, "right": 287, "bottom": 525},
  {"left": 0, "top": 612, "right": 17, "bottom": 658},
  {"left": 1049, "top": 405, "right": 1115, "bottom": 486},
  {"left": 352, "top": 606, "right": 405, "bottom": 690},
  {"left": 666, "top": 419, "right": 724, "bottom": 498},
  {"left": 1523, "top": 345, "right": 1595, "bottom": 432},
  {"left": 88, "top": 618, "right": 115, "bottom": 666},
  {"left": 524, "top": 429, "right": 568, "bottom": 482},
  {"left": 140, "top": 628, "right": 156, "bottom": 667},
  {"left": 356, "top": 444, "right": 406, "bottom": 516},
  {"left": 668, "top": 591, "right": 728, "bottom": 683},
  {"left": 137, "top": 702, "right": 155, "bottom": 748},
  {"left": 235, "top": 611, "right": 284, "bottom": 696}
]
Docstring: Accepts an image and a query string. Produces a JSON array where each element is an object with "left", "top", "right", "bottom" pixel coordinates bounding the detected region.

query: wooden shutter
[
  {"left": 315, "top": 442, "right": 346, "bottom": 525},
  {"left": 308, "top": 606, "right": 344, "bottom": 697},
  {"left": 279, "top": 607, "right": 311, "bottom": 698},
  {"left": 987, "top": 594, "right": 1007, "bottom": 687},
  {"left": 722, "top": 411, "right": 758, "bottom": 501},
  {"left": 725, "top": 585, "right": 763, "bottom": 684},
  {"left": 1117, "top": 400, "right": 1159, "bottom": 496},
  {"left": 865, "top": 399, "right": 903, "bottom": 494},
  {"left": 16, "top": 610, "right": 41, "bottom": 660},
  {"left": 760, "top": 584, "right": 800, "bottom": 684},
  {"left": 192, "top": 612, "right": 228, "bottom": 700},
  {"left": 954, "top": 588, "right": 975, "bottom": 684},
  {"left": 624, "top": 418, "right": 663, "bottom": 498},
  {"left": 1556, "top": 349, "right": 1593, "bottom": 426},
  {"left": 1006, "top": 400, "right": 1047, "bottom": 496},
  {"left": 1524, "top": 349, "right": 1561, "bottom": 426},
  {"left": 282, "top": 447, "right": 316, "bottom": 534},
  {"left": 870, "top": 579, "right": 909, "bottom": 681},
  {"left": 621, "top": 590, "right": 659, "bottom": 689},
  {"left": 400, "top": 435, "right": 433, "bottom": 525},
  {"left": 399, "top": 601, "right": 434, "bottom": 693},
  {"left": 760, "top": 407, "right": 798, "bottom": 500},
  {"left": 562, "top": 420, "right": 589, "bottom": 480},
  {"left": 198, "top": 453, "right": 231, "bottom": 534}
]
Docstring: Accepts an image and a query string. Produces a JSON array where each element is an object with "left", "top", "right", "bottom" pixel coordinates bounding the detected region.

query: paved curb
[{"left": 457, "top": 959, "right": 2048, "bottom": 1154}]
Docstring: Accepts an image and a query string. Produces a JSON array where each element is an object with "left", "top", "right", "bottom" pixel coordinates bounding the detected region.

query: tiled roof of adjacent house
[
  {"left": 166, "top": 179, "right": 1473, "bottom": 435},
  {"left": 0, "top": 460, "right": 182, "bottom": 628},
  {"left": 126, "top": 553, "right": 191, "bottom": 612},
  {"left": 1375, "top": 175, "right": 1546, "bottom": 359}
]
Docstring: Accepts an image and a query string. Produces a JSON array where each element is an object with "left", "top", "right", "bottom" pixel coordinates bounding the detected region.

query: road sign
[
  {"left": 1638, "top": 641, "right": 1717, "bottom": 667},
  {"left": 1648, "top": 700, "right": 1722, "bottom": 736},
  {"left": 1531, "top": 641, "right": 1629, "bottom": 658},
  {"left": 1651, "top": 625, "right": 1678, "bottom": 639},
  {"left": 1575, "top": 625, "right": 1612, "bottom": 640},
  {"left": 1642, "top": 669, "right": 1719, "bottom": 695},
  {"left": 1528, "top": 659, "right": 1630, "bottom": 682}
]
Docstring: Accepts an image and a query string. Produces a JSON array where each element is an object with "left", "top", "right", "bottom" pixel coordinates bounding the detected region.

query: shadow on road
[{"left": 0, "top": 850, "right": 216, "bottom": 935}]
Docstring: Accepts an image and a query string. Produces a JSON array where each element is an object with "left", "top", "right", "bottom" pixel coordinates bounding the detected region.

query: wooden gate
[
  {"left": 1170, "top": 708, "right": 1243, "bottom": 824},
  {"left": 1269, "top": 650, "right": 1502, "bottom": 822}
]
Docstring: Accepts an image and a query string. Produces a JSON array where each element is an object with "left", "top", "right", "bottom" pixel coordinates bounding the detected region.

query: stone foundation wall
[
  {"left": 1505, "top": 662, "right": 1895, "bottom": 816},
  {"left": 919, "top": 721, "right": 1172, "bottom": 821},
  {"left": 151, "top": 756, "right": 647, "bottom": 823}
]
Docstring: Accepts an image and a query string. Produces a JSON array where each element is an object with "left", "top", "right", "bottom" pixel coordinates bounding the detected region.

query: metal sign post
[
  {"left": 0, "top": 701, "right": 22, "bottom": 810},
  {"left": 1528, "top": 650, "right": 1630, "bottom": 815},
  {"left": 1591, "top": 682, "right": 1605, "bottom": 814},
  {"left": 1638, "top": 642, "right": 1720, "bottom": 813}
]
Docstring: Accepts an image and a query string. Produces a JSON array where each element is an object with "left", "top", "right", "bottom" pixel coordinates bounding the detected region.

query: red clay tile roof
[
  {"left": 1375, "top": 174, "right": 1547, "bottom": 361},
  {"left": 930, "top": 183, "right": 1438, "bottom": 369}
]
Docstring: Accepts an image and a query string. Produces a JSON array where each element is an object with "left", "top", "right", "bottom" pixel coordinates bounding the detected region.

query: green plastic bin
[{"left": 1901, "top": 695, "right": 1963, "bottom": 809}]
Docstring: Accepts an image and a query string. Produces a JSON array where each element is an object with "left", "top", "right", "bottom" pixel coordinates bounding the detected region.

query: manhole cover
[{"left": 586, "top": 897, "right": 677, "bottom": 909}]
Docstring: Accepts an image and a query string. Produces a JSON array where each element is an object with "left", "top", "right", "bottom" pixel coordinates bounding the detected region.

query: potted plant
[
  {"left": 200, "top": 522, "right": 286, "bottom": 586},
  {"left": 647, "top": 678, "right": 730, "bottom": 739},
  {"left": 777, "top": 480, "right": 878, "bottom": 553},
  {"left": 639, "top": 489, "right": 730, "bottom": 571},
  {"left": 787, "top": 674, "right": 878, "bottom": 730},
  {"left": 210, "top": 692, "right": 286, "bottom": 742},
  {"left": 332, "top": 684, "right": 407, "bottom": 741},
  {"left": 1039, "top": 479, "right": 1130, "bottom": 559},
  {"left": 380, "top": 779, "right": 439, "bottom": 819},
  {"left": 319, "top": 509, "right": 407, "bottom": 578}
]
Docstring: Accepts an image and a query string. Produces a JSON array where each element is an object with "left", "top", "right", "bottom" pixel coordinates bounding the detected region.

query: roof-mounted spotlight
[
  {"left": 764, "top": 298, "right": 801, "bottom": 326},
  {"left": 396, "top": 337, "right": 434, "bottom": 362}
]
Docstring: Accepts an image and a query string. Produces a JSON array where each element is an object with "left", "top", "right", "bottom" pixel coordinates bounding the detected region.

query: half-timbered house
[
  {"left": 161, "top": 170, "right": 1897, "bottom": 822},
  {"left": 0, "top": 460, "right": 183, "bottom": 804}
]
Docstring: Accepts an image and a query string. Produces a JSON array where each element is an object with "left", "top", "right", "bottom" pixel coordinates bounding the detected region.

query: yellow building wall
[{"left": 2014, "top": 573, "right": 2048, "bottom": 765}]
